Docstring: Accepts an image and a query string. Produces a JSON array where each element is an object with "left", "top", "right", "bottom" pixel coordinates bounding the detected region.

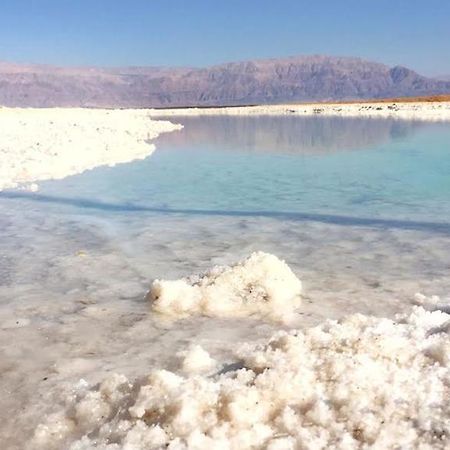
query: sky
[{"left": 0, "top": 0, "right": 449, "bottom": 76}]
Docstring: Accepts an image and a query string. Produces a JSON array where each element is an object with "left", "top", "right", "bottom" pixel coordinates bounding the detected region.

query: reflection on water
[
  {"left": 31, "top": 115, "right": 450, "bottom": 223},
  {"left": 154, "top": 115, "right": 427, "bottom": 154},
  {"left": 2, "top": 190, "right": 450, "bottom": 235}
]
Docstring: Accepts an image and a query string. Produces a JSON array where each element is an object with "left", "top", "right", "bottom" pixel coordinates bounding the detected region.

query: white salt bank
[
  {"left": 0, "top": 107, "right": 182, "bottom": 191},
  {"left": 148, "top": 252, "right": 303, "bottom": 322},
  {"left": 150, "top": 100, "right": 450, "bottom": 122},
  {"left": 33, "top": 298, "right": 450, "bottom": 450}
]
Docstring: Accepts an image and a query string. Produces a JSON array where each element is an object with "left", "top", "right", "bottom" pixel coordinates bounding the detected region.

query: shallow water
[
  {"left": 1, "top": 115, "right": 450, "bottom": 448},
  {"left": 13, "top": 115, "right": 450, "bottom": 223}
]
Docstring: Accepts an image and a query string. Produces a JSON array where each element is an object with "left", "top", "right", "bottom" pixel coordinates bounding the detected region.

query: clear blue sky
[{"left": 0, "top": 0, "right": 449, "bottom": 76}]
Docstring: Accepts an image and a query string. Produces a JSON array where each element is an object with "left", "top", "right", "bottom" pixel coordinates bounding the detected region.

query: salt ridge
[
  {"left": 32, "top": 255, "right": 450, "bottom": 450},
  {"left": 149, "top": 101, "right": 450, "bottom": 121},
  {"left": 33, "top": 304, "right": 450, "bottom": 450},
  {"left": 0, "top": 107, "right": 182, "bottom": 191}
]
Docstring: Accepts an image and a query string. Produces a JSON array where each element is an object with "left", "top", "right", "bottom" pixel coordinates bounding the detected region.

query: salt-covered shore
[
  {"left": 33, "top": 255, "right": 450, "bottom": 450},
  {"left": 0, "top": 107, "right": 182, "bottom": 191},
  {"left": 149, "top": 101, "right": 450, "bottom": 121}
]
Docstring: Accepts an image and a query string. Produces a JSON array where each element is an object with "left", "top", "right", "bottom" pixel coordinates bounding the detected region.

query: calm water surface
[{"left": 18, "top": 115, "right": 450, "bottom": 225}]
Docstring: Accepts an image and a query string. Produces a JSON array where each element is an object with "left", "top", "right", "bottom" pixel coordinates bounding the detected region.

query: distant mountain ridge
[{"left": 1, "top": 55, "right": 449, "bottom": 108}]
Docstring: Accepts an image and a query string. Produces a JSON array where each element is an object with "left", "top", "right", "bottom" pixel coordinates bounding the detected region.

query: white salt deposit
[
  {"left": 148, "top": 252, "right": 303, "bottom": 322},
  {"left": 0, "top": 107, "right": 182, "bottom": 191},
  {"left": 149, "top": 101, "right": 450, "bottom": 122},
  {"left": 180, "top": 345, "right": 217, "bottom": 374},
  {"left": 33, "top": 298, "right": 450, "bottom": 450}
]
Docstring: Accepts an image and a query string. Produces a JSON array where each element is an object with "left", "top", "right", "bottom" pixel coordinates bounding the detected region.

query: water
[
  {"left": 1, "top": 115, "right": 450, "bottom": 448},
  {"left": 12, "top": 115, "right": 450, "bottom": 224}
]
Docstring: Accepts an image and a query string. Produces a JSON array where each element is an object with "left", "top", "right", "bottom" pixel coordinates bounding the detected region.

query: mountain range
[{"left": 1, "top": 55, "right": 449, "bottom": 108}]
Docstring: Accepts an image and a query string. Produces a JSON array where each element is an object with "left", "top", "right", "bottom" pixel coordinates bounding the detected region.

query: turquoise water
[
  {"left": 12, "top": 115, "right": 450, "bottom": 230},
  {"left": 2, "top": 115, "right": 450, "bottom": 298}
]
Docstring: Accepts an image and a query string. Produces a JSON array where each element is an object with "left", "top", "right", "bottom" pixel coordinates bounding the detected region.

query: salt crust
[
  {"left": 148, "top": 252, "right": 303, "bottom": 322},
  {"left": 149, "top": 101, "right": 450, "bottom": 122},
  {"left": 0, "top": 107, "right": 182, "bottom": 191},
  {"left": 33, "top": 299, "right": 449, "bottom": 449}
]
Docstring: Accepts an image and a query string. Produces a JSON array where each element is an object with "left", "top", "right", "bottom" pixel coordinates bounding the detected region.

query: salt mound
[
  {"left": 148, "top": 252, "right": 303, "bottom": 321},
  {"left": 34, "top": 301, "right": 450, "bottom": 450},
  {"left": 179, "top": 345, "right": 217, "bottom": 374}
]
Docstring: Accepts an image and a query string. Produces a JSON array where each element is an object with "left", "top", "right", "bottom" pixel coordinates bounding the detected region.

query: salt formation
[
  {"left": 0, "top": 107, "right": 182, "bottom": 191},
  {"left": 148, "top": 252, "right": 303, "bottom": 321},
  {"left": 179, "top": 345, "right": 217, "bottom": 374},
  {"left": 33, "top": 299, "right": 450, "bottom": 450},
  {"left": 149, "top": 101, "right": 450, "bottom": 122}
]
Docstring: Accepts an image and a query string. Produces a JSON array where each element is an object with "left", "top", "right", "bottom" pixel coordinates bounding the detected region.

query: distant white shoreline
[{"left": 149, "top": 101, "right": 450, "bottom": 121}]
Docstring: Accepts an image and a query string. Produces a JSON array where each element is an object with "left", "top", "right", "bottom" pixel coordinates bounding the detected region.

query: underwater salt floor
[{"left": 1, "top": 116, "right": 450, "bottom": 448}]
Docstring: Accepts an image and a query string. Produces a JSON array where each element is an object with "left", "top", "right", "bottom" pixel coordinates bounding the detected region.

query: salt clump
[
  {"left": 33, "top": 298, "right": 450, "bottom": 449},
  {"left": 180, "top": 345, "right": 217, "bottom": 374},
  {"left": 148, "top": 252, "right": 303, "bottom": 321}
]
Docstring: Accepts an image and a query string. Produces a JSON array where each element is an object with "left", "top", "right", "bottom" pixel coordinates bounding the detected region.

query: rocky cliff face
[{"left": 0, "top": 55, "right": 449, "bottom": 107}]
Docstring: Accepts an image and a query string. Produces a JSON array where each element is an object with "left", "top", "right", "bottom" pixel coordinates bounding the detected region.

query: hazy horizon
[
  {"left": 0, "top": 1, "right": 449, "bottom": 76},
  {"left": 0, "top": 53, "right": 448, "bottom": 79}
]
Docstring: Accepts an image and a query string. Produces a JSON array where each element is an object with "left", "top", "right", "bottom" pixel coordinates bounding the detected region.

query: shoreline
[
  {"left": 1, "top": 101, "right": 449, "bottom": 192},
  {"left": 30, "top": 252, "right": 450, "bottom": 449},
  {"left": 0, "top": 107, "right": 182, "bottom": 192},
  {"left": 149, "top": 100, "right": 450, "bottom": 121}
]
